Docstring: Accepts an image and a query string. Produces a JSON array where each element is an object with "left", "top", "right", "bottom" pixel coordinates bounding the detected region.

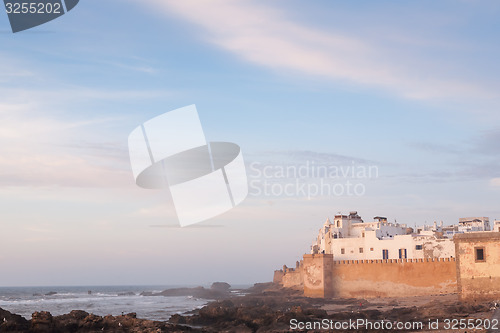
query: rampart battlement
[{"left": 333, "top": 257, "right": 456, "bottom": 265}]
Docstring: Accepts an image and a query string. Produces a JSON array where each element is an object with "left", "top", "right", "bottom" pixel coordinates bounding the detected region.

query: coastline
[{"left": 1, "top": 283, "right": 498, "bottom": 332}]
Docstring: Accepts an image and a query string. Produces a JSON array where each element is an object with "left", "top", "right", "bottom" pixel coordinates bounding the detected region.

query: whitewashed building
[
  {"left": 494, "top": 220, "right": 500, "bottom": 232},
  {"left": 458, "top": 217, "right": 491, "bottom": 232},
  {"left": 311, "top": 212, "right": 456, "bottom": 260}
]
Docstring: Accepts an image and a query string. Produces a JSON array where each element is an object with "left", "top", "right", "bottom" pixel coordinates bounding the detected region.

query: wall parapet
[{"left": 333, "top": 257, "right": 456, "bottom": 265}]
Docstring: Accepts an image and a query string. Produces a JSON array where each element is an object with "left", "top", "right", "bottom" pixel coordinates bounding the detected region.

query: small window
[
  {"left": 382, "top": 249, "right": 389, "bottom": 259},
  {"left": 399, "top": 248, "right": 407, "bottom": 259},
  {"left": 416, "top": 245, "right": 423, "bottom": 250},
  {"left": 341, "top": 248, "right": 345, "bottom": 254},
  {"left": 370, "top": 247, "right": 374, "bottom": 251},
  {"left": 359, "top": 248, "right": 364, "bottom": 253},
  {"left": 475, "top": 247, "right": 485, "bottom": 262},
  {"left": 362, "top": 232, "right": 365, "bottom": 238}
]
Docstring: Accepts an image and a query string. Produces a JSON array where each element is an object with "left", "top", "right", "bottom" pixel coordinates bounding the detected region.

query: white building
[
  {"left": 311, "top": 212, "right": 455, "bottom": 260},
  {"left": 458, "top": 217, "right": 491, "bottom": 232},
  {"left": 494, "top": 220, "right": 500, "bottom": 232}
]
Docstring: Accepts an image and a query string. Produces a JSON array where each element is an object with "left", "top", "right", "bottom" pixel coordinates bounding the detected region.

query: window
[
  {"left": 341, "top": 248, "right": 345, "bottom": 254},
  {"left": 475, "top": 247, "right": 485, "bottom": 262},
  {"left": 382, "top": 249, "right": 389, "bottom": 259},
  {"left": 362, "top": 232, "right": 365, "bottom": 238},
  {"left": 399, "top": 248, "right": 407, "bottom": 259},
  {"left": 416, "top": 245, "right": 423, "bottom": 250},
  {"left": 359, "top": 248, "right": 364, "bottom": 253},
  {"left": 370, "top": 247, "right": 374, "bottom": 251}
]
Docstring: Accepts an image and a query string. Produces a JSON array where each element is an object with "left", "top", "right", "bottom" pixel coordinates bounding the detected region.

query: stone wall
[
  {"left": 275, "top": 255, "right": 457, "bottom": 298},
  {"left": 274, "top": 262, "right": 304, "bottom": 290},
  {"left": 302, "top": 254, "right": 334, "bottom": 298},
  {"left": 331, "top": 258, "right": 456, "bottom": 298},
  {"left": 281, "top": 269, "right": 303, "bottom": 290},
  {"left": 455, "top": 232, "right": 500, "bottom": 301}
]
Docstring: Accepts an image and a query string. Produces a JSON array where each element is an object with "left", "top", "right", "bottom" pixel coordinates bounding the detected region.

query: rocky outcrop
[
  {"left": 1, "top": 284, "right": 496, "bottom": 333},
  {"left": 117, "top": 291, "right": 135, "bottom": 296},
  {"left": 141, "top": 282, "right": 233, "bottom": 299},
  {"left": 167, "top": 285, "right": 494, "bottom": 332},
  {"left": 209, "top": 282, "right": 230, "bottom": 292},
  {"left": 0, "top": 308, "right": 195, "bottom": 333},
  {"left": 0, "top": 307, "right": 30, "bottom": 332}
]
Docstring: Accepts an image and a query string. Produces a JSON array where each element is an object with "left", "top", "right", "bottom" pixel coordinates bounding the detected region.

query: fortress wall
[
  {"left": 281, "top": 269, "right": 303, "bottom": 290},
  {"left": 455, "top": 232, "right": 500, "bottom": 301},
  {"left": 273, "top": 270, "right": 285, "bottom": 284},
  {"left": 330, "top": 258, "right": 457, "bottom": 298},
  {"left": 303, "top": 254, "right": 334, "bottom": 298},
  {"left": 277, "top": 255, "right": 457, "bottom": 298}
]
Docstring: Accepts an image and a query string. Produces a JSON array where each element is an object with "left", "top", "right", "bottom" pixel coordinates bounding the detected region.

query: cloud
[
  {"left": 0, "top": 101, "right": 132, "bottom": 188},
  {"left": 140, "top": 0, "right": 499, "bottom": 103},
  {"left": 149, "top": 224, "right": 225, "bottom": 229},
  {"left": 246, "top": 150, "right": 375, "bottom": 165},
  {"left": 474, "top": 129, "right": 500, "bottom": 155},
  {"left": 0, "top": 53, "right": 36, "bottom": 83},
  {"left": 408, "top": 142, "right": 462, "bottom": 155},
  {"left": 490, "top": 178, "right": 500, "bottom": 187},
  {"left": 0, "top": 153, "right": 131, "bottom": 187},
  {"left": 0, "top": 49, "right": 173, "bottom": 189},
  {"left": 134, "top": 203, "right": 177, "bottom": 218}
]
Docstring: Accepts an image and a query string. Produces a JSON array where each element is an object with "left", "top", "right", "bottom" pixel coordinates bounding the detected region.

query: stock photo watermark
[
  {"left": 248, "top": 161, "right": 379, "bottom": 199},
  {"left": 128, "top": 105, "right": 248, "bottom": 227},
  {"left": 289, "top": 318, "right": 499, "bottom": 331},
  {"left": 3, "top": 0, "right": 80, "bottom": 33},
  {"left": 127, "top": 106, "right": 378, "bottom": 225}
]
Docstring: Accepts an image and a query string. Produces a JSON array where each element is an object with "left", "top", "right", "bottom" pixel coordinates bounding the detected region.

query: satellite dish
[{"left": 4, "top": 0, "right": 80, "bottom": 33}]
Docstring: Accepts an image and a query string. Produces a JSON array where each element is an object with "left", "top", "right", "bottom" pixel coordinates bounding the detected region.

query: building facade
[
  {"left": 458, "top": 217, "right": 491, "bottom": 233},
  {"left": 311, "top": 212, "right": 455, "bottom": 260},
  {"left": 455, "top": 232, "right": 500, "bottom": 301},
  {"left": 494, "top": 220, "right": 500, "bottom": 232}
]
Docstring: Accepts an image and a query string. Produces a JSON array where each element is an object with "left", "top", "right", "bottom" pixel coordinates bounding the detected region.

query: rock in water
[{"left": 210, "top": 282, "right": 231, "bottom": 292}]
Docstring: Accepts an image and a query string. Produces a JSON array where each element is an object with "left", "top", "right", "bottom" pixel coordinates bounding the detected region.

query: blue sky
[{"left": 0, "top": 0, "right": 499, "bottom": 286}]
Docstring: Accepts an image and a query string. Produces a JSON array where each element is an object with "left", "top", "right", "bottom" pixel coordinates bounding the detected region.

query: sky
[{"left": 0, "top": 0, "right": 499, "bottom": 286}]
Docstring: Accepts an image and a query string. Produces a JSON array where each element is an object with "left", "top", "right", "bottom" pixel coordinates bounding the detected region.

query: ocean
[{"left": 0, "top": 285, "right": 210, "bottom": 321}]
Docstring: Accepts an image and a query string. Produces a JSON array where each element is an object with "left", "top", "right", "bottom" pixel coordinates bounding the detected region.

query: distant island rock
[
  {"left": 210, "top": 282, "right": 231, "bottom": 292},
  {"left": 117, "top": 291, "right": 135, "bottom": 296},
  {"left": 33, "top": 292, "right": 58, "bottom": 297},
  {"left": 140, "top": 282, "right": 232, "bottom": 299}
]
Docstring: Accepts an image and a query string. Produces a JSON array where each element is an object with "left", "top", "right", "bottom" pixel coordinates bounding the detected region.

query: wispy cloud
[
  {"left": 247, "top": 150, "right": 374, "bottom": 165},
  {"left": 490, "top": 178, "right": 500, "bottom": 187},
  {"left": 408, "top": 142, "right": 463, "bottom": 155},
  {"left": 0, "top": 53, "right": 36, "bottom": 83},
  {"left": 0, "top": 49, "right": 174, "bottom": 188},
  {"left": 0, "top": 101, "right": 131, "bottom": 188},
  {"left": 474, "top": 129, "right": 500, "bottom": 155},
  {"left": 141, "top": 0, "right": 499, "bottom": 104}
]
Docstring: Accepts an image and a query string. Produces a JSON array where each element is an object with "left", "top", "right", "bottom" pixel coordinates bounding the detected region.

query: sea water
[{"left": 0, "top": 285, "right": 209, "bottom": 321}]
